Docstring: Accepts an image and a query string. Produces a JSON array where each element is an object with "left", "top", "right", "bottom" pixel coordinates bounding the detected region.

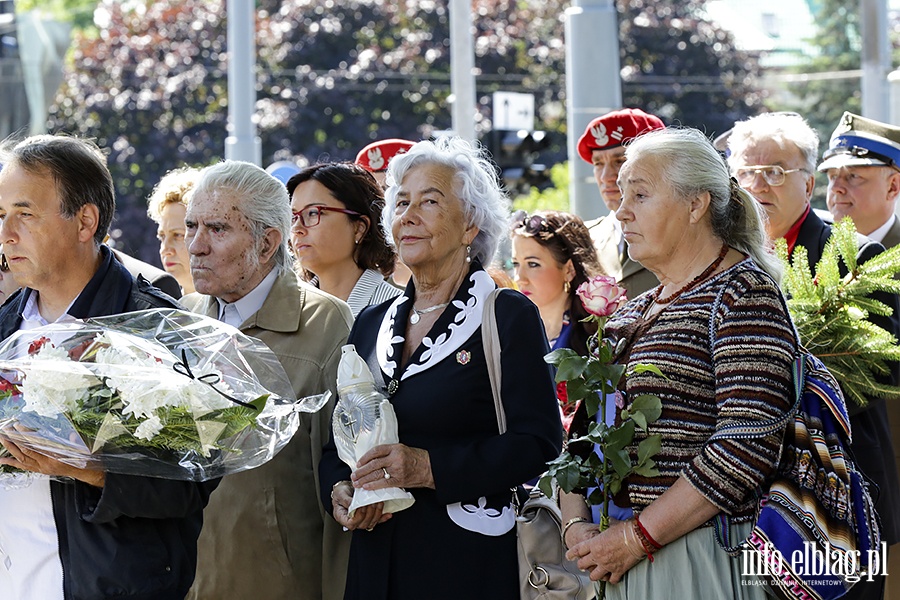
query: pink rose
[{"left": 576, "top": 275, "right": 628, "bottom": 317}]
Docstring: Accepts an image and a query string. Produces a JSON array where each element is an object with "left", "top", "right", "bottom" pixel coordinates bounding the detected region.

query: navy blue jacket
[
  {"left": 319, "top": 265, "right": 562, "bottom": 600},
  {"left": 0, "top": 246, "right": 218, "bottom": 600}
]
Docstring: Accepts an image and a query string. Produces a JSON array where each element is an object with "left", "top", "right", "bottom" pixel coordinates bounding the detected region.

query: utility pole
[
  {"left": 566, "top": 0, "right": 621, "bottom": 220},
  {"left": 860, "top": 0, "right": 890, "bottom": 122},
  {"left": 449, "top": 0, "right": 476, "bottom": 143},
  {"left": 225, "top": 0, "right": 261, "bottom": 165}
]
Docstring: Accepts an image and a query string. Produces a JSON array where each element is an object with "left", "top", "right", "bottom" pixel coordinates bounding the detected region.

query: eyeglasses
[
  {"left": 291, "top": 205, "right": 362, "bottom": 228},
  {"left": 734, "top": 165, "right": 807, "bottom": 187}
]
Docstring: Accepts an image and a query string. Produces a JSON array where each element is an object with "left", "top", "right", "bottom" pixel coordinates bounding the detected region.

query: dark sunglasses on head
[{"left": 512, "top": 211, "right": 551, "bottom": 235}]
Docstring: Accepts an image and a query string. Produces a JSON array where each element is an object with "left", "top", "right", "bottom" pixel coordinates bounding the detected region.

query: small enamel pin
[{"left": 456, "top": 350, "right": 471, "bottom": 365}]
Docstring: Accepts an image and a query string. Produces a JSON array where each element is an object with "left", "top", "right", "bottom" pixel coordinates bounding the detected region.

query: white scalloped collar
[{"left": 376, "top": 267, "right": 495, "bottom": 386}]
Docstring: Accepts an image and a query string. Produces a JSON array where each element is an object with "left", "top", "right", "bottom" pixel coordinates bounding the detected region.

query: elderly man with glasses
[
  {"left": 727, "top": 113, "right": 818, "bottom": 247},
  {"left": 729, "top": 112, "right": 900, "bottom": 600}
]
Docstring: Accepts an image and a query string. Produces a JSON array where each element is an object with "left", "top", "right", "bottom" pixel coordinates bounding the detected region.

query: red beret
[
  {"left": 576, "top": 108, "right": 665, "bottom": 164},
  {"left": 355, "top": 139, "right": 416, "bottom": 172}
]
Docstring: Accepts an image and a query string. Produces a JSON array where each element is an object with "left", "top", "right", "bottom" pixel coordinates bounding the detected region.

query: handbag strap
[
  {"left": 482, "top": 288, "right": 505, "bottom": 434},
  {"left": 706, "top": 268, "right": 804, "bottom": 443},
  {"left": 706, "top": 267, "right": 803, "bottom": 554}
]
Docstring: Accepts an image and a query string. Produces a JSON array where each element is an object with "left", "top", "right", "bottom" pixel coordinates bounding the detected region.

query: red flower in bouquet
[
  {"left": 0, "top": 374, "right": 18, "bottom": 395},
  {"left": 27, "top": 336, "right": 50, "bottom": 356}
]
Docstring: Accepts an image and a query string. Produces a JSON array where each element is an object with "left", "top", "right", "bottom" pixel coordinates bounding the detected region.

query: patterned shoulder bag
[{"left": 707, "top": 282, "right": 881, "bottom": 600}]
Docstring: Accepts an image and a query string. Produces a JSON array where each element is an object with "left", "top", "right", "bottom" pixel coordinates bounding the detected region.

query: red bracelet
[
  {"left": 630, "top": 519, "right": 655, "bottom": 562},
  {"left": 634, "top": 515, "right": 662, "bottom": 551}
]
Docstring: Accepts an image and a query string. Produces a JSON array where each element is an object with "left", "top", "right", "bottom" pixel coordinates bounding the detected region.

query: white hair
[
  {"left": 191, "top": 160, "right": 291, "bottom": 271},
  {"left": 382, "top": 136, "right": 510, "bottom": 265},
  {"left": 624, "top": 127, "right": 783, "bottom": 282},
  {"left": 727, "top": 113, "right": 820, "bottom": 174}
]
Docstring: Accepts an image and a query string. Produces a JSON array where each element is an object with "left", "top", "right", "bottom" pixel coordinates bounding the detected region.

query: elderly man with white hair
[{"left": 180, "top": 160, "right": 354, "bottom": 600}]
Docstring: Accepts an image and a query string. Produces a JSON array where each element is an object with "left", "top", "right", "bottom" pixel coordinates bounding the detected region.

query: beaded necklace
[{"left": 652, "top": 243, "right": 729, "bottom": 305}]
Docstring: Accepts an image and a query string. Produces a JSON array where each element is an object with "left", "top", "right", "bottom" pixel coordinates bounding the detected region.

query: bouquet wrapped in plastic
[{"left": 0, "top": 308, "right": 327, "bottom": 483}]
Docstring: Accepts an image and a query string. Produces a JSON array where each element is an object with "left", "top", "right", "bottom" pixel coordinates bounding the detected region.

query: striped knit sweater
[{"left": 605, "top": 258, "right": 797, "bottom": 521}]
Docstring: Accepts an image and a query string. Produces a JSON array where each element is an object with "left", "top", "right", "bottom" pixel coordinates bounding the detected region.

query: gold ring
[{"left": 383, "top": 468, "right": 391, "bottom": 480}]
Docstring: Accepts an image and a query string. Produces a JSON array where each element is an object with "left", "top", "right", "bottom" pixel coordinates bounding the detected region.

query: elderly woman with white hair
[
  {"left": 565, "top": 128, "right": 797, "bottom": 599},
  {"left": 319, "top": 136, "right": 563, "bottom": 599}
]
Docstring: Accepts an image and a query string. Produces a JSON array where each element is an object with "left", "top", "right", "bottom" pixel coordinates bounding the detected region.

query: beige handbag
[{"left": 481, "top": 289, "right": 593, "bottom": 600}]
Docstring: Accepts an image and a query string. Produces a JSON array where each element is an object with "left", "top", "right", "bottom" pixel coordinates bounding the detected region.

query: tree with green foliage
[
  {"left": 777, "top": 219, "right": 900, "bottom": 407},
  {"left": 774, "top": 0, "right": 861, "bottom": 144},
  {"left": 45, "top": 0, "right": 762, "bottom": 262},
  {"left": 48, "top": 0, "right": 229, "bottom": 263},
  {"left": 15, "top": 0, "right": 96, "bottom": 31},
  {"left": 618, "top": 0, "right": 764, "bottom": 141},
  {"left": 514, "top": 162, "right": 570, "bottom": 214}
]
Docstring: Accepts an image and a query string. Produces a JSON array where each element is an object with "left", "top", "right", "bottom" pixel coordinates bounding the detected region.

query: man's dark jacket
[
  {"left": 0, "top": 246, "right": 218, "bottom": 600},
  {"left": 794, "top": 209, "right": 900, "bottom": 544}
]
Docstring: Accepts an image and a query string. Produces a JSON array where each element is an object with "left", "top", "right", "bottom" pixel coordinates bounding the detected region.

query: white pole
[
  {"left": 860, "top": 0, "right": 890, "bottom": 122},
  {"left": 225, "top": 0, "right": 261, "bottom": 164},
  {"left": 566, "top": 0, "right": 622, "bottom": 220},
  {"left": 449, "top": 0, "right": 476, "bottom": 143}
]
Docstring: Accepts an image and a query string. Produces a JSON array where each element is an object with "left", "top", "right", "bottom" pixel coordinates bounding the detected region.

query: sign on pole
[{"left": 493, "top": 91, "right": 535, "bottom": 131}]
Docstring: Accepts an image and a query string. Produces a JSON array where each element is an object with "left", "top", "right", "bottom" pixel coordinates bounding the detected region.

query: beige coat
[
  {"left": 586, "top": 213, "right": 659, "bottom": 300},
  {"left": 183, "top": 268, "right": 353, "bottom": 600}
]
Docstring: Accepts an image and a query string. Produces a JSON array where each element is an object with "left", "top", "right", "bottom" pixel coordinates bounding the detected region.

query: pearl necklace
[{"left": 409, "top": 302, "right": 450, "bottom": 324}]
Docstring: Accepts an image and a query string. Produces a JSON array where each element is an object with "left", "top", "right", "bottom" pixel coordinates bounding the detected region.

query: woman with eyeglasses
[
  {"left": 564, "top": 128, "right": 796, "bottom": 600},
  {"left": 319, "top": 137, "right": 562, "bottom": 600},
  {"left": 287, "top": 162, "right": 401, "bottom": 317}
]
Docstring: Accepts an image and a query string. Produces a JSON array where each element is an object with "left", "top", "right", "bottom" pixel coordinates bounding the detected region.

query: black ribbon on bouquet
[{"left": 172, "top": 348, "right": 255, "bottom": 409}]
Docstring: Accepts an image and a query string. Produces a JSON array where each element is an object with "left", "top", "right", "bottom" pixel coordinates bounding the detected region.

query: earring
[
  {"left": 465, "top": 245, "right": 472, "bottom": 263},
  {"left": 355, "top": 238, "right": 360, "bottom": 245},
  {"left": 0, "top": 254, "right": 7, "bottom": 272},
  {"left": 564, "top": 280, "right": 571, "bottom": 294}
]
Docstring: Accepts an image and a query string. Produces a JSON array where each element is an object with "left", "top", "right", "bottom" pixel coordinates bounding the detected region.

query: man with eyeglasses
[
  {"left": 577, "top": 108, "right": 664, "bottom": 299},
  {"left": 727, "top": 113, "right": 818, "bottom": 246},
  {"left": 729, "top": 112, "right": 900, "bottom": 600},
  {"left": 0, "top": 134, "right": 211, "bottom": 600},
  {"left": 179, "top": 160, "right": 354, "bottom": 600}
]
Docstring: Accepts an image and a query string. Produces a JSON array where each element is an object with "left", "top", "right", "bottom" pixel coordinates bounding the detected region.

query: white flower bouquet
[{"left": 0, "top": 308, "right": 326, "bottom": 482}]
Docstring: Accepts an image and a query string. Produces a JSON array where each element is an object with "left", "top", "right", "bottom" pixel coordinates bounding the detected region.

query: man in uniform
[
  {"left": 577, "top": 108, "right": 664, "bottom": 298},
  {"left": 818, "top": 112, "right": 900, "bottom": 597},
  {"left": 729, "top": 113, "right": 900, "bottom": 599}
]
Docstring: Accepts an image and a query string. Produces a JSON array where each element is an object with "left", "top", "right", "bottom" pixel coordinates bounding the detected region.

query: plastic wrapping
[{"left": 0, "top": 308, "right": 327, "bottom": 483}]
